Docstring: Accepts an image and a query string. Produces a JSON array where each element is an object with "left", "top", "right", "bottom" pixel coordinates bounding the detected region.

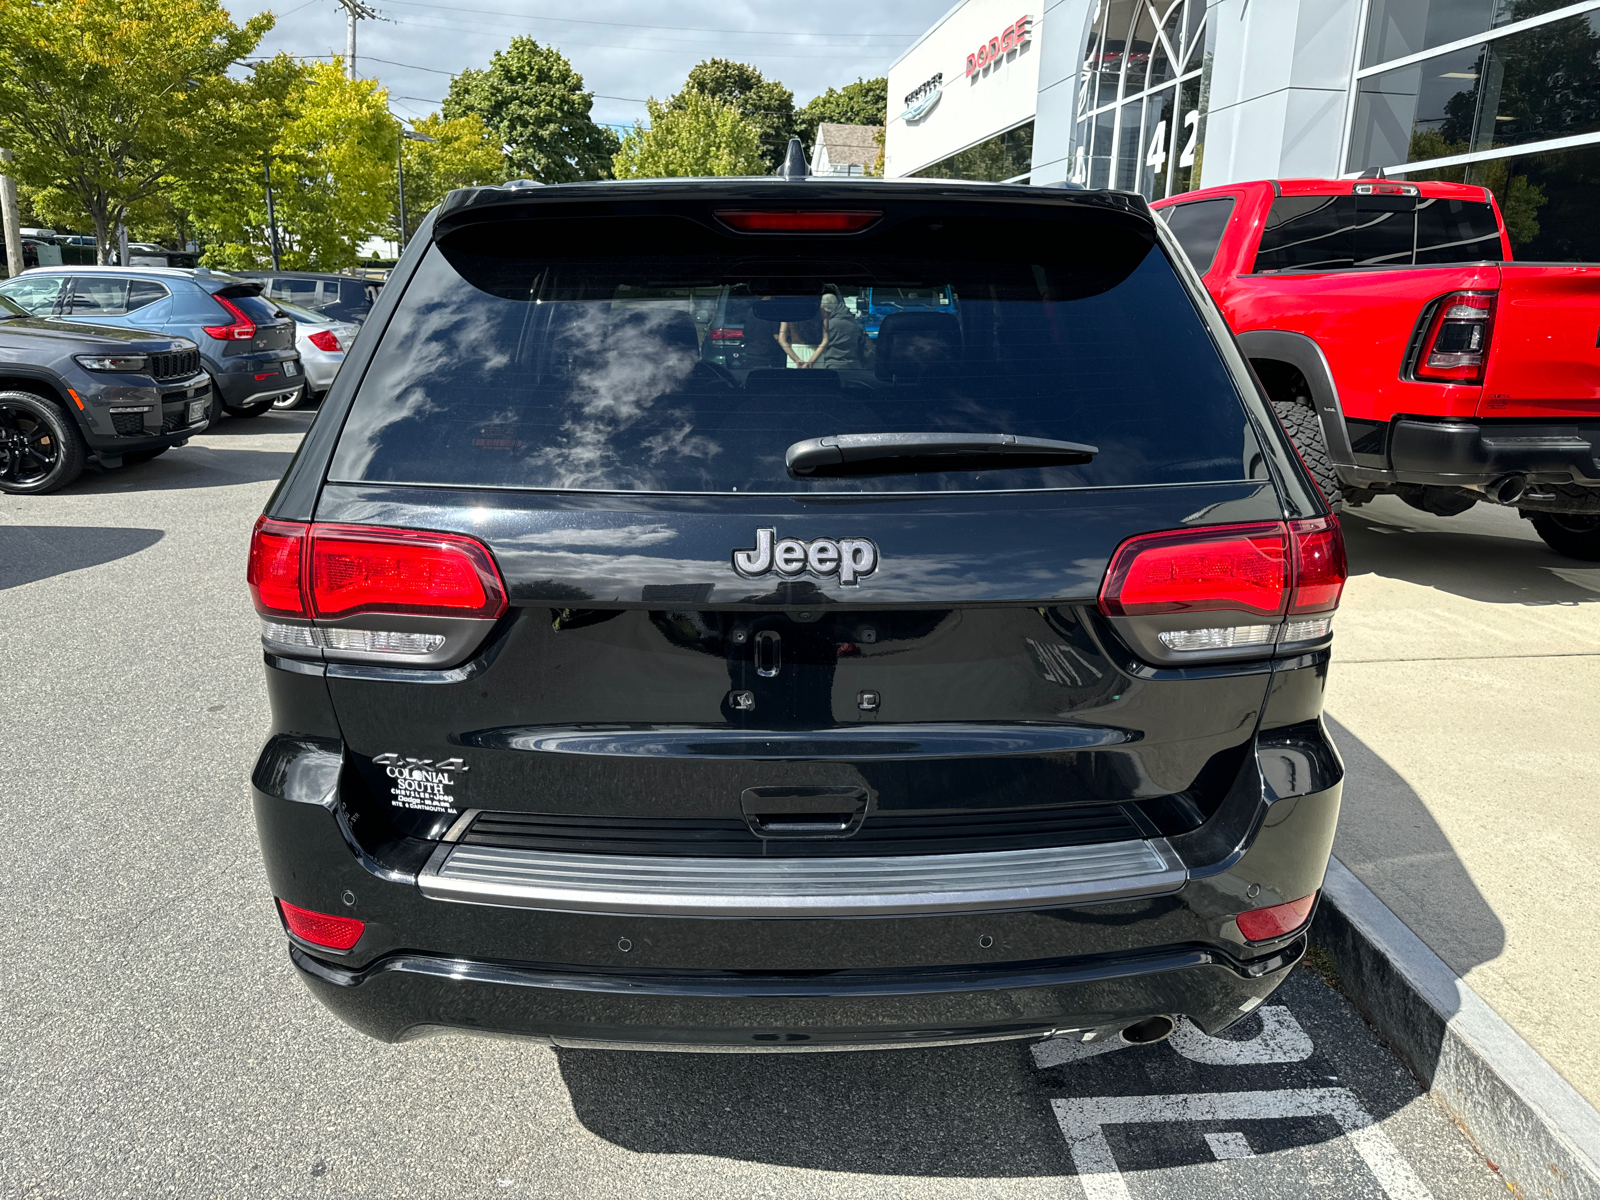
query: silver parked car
[{"left": 270, "top": 300, "right": 358, "bottom": 407}]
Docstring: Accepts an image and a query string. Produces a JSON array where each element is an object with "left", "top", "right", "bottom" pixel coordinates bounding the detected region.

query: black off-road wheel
[
  {"left": 1271, "top": 399, "right": 1344, "bottom": 513},
  {"left": 1529, "top": 513, "right": 1600, "bottom": 561},
  {"left": 0, "top": 390, "right": 86, "bottom": 495}
]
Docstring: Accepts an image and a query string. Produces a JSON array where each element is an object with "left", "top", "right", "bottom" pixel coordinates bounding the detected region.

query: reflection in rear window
[
  {"left": 329, "top": 211, "right": 1261, "bottom": 494},
  {"left": 1254, "top": 195, "right": 1501, "bottom": 272}
]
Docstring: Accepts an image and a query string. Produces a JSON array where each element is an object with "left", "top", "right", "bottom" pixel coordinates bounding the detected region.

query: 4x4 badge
[{"left": 732, "top": 528, "right": 879, "bottom": 586}]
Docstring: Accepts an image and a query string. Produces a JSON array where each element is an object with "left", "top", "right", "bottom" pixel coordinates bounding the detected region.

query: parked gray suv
[
  {"left": 0, "top": 267, "right": 302, "bottom": 419},
  {"left": 0, "top": 293, "right": 211, "bottom": 494}
]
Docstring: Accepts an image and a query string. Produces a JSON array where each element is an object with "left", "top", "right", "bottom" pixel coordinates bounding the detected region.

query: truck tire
[
  {"left": 1271, "top": 399, "right": 1343, "bottom": 513},
  {"left": 1529, "top": 513, "right": 1600, "bottom": 561},
  {"left": 0, "top": 389, "right": 86, "bottom": 495}
]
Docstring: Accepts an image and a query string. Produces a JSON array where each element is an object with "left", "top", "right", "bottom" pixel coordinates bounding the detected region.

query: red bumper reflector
[
  {"left": 277, "top": 899, "right": 365, "bottom": 950},
  {"left": 1236, "top": 893, "right": 1317, "bottom": 941},
  {"left": 715, "top": 209, "right": 881, "bottom": 233}
]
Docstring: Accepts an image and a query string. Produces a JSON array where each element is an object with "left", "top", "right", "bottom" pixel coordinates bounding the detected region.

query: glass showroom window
[
  {"left": 1070, "top": 0, "right": 1211, "bottom": 199},
  {"left": 1348, "top": 0, "right": 1600, "bottom": 260}
]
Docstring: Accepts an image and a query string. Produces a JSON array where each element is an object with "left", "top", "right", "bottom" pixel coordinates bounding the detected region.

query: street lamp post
[
  {"left": 396, "top": 124, "right": 437, "bottom": 254},
  {"left": 263, "top": 153, "right": 281, "bottom": 271}
]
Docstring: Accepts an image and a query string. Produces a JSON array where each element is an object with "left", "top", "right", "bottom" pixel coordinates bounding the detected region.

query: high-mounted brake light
[
  {"left": 1236, "top": 893, "right": 1317, "bottom": 942},
  {"left": 203, "top": 293, "right": 257, "bottom": 341},
  {"left": 1098, "top": 518, "right": 1346, "bottom": 654},
  {"left": 277, "top": 899, "right": 365, "bottom": 950},
  {"left": 1410, "top": 290, "right": 1495, "bottom": 383},
  {"left": 307, "top": 328, "right": 343, "bottom": 352},
  {"left": 715, "top": 210, "right": 881, "bottom": 233}
]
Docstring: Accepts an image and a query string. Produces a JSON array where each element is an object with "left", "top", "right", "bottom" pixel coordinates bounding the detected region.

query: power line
[{"left": 376, "top": 0, "right": 916, "bottom": 39}]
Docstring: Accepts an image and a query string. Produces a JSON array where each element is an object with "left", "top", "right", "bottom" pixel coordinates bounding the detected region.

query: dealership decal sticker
[{"left": 372, "top": 753, "right": 469, "bottom": 815}]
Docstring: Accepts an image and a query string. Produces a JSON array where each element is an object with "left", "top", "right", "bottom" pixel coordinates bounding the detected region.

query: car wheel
[
  {"left": 0, "top": 390, "right": 87, "bottom": 495},
  {"left": 1271, "top": 399, "right": 1343, "bottom": 513},
  {"left": 123, "top": 446, "right": 169, "bottom": 465},
  {"left": 272, "top": 388, "right": 302, "bottom": 410},
  {"left": 1529, "top": 512, "right": 1600, "bottom": 561}
]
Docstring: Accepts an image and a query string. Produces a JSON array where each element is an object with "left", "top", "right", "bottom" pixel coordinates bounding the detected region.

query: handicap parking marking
[
  {"left": 1031, "top": 1004, "right": 1313, "bottom": 1069},
  {"left": 1050, "top": 1089, "right": 1435, "bottom": 1200}
]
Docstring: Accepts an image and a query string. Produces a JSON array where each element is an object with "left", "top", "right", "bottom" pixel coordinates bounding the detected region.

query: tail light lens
[
  {"left": 1098, "top": 518, "right": 1346, "bottom": 656},
  {"left": 1236, "top": 893, "right": 1317, "bottom": 941},
  {"left": 708, "top": 327, "right": 743, "bottom": 341},
  {"left": 307, "top": 328, "right": 343, "bottom": 352},
  {"left": 203, "top": 293, "right": 257, "bottom": 341},
  {"left": 1410, "top": 291, "right": 1494, "bottom": 383},
  {"left": 277, "top": 899, "right": 365, "bottom": 950},
  {"left": 248, "top": 518, "right": 507, "bottom": 629}
]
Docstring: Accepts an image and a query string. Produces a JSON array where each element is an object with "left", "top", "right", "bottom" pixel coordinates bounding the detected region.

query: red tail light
[
  {"left": 1410, "top": 291, "right": 1494, "bottom": 383},
  {"left": 307, "top": 328, "right": 343, "bottom": 352},
  {"left": 247, "top": 517, "right": 307, "bottom": 616},
  {"left": 1098, "top": 519, "right": 1347, "bottom": 652},
  {"left": 247, "top": 518, "right": 508, "bottom": 620},
  {"left": 277, "top": 899, "right": 365, "bottom": 950},
  {"left": 708, "top": 327, "right": 743, "bottom": 341},
  {"left": 203, "top": 293, "right": 257, "bottom": 341},
  {"left": 1236, "top": 893, "right": 1316, "bottom": 941},
  {"left": 715, "top": 210, "right": 881, "bottom": 233}
]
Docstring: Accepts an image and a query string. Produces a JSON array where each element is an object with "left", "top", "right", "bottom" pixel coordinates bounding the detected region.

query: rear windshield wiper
[{"left": 786, "top": 432, "right": 1099, "bottom": 477}]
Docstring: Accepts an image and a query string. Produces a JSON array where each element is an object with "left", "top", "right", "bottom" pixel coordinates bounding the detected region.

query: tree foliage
[
  {"left": 673, "top": 59, "right": 794, "bottom": 170},
  {"left": 394, "top": 112, "right": 507, "bottom": 243},
  {"left": 0, "top": 0, "right": 284, "bottom": 262},
  {"left": 795, "top": 78, "right": 888, "bottom": 151},
  {"left": 196, "top": 61, "right": 397, "bottom": 271},
  {"left": 443, "top": 39, "right": 617, "bottom": 183},
  {"left": 612, "top": 92, "right": 767, "bottom": 179}
]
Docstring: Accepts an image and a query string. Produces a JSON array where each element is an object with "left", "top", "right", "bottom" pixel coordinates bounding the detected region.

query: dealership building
[{"left": 885, "top": 0, "right": 1600, "bottom": 261}]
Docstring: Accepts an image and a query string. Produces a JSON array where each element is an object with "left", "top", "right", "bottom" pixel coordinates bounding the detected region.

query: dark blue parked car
[
  {"left": 859, "top": 285, "right": 957, "bottom": 339},
  {"left": 0, "top": 267, "right": 302, "bottom": 418}
]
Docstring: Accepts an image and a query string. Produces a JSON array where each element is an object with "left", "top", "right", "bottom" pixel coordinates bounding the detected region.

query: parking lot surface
[{"left": 1, "top": 417, "right": 1504, "bottom": 1197}]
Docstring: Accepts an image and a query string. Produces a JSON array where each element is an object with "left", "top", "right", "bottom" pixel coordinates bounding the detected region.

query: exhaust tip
[
  {"left": 1487, "top": 474, "right": 1527, "bottom": 505},
  {"left": 1119, "top": 1015, "right": 1175, "bottom": 1045}
]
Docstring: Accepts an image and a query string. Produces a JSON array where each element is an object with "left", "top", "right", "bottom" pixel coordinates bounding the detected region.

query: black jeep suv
[{"left": 248, "top": 172, "right": 1347, "bottom": 1051}]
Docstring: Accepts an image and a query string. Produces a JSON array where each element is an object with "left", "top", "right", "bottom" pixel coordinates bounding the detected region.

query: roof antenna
[
  {"left": 778, "top": 137, "right": 809, "bottom": 179},
  {"left": 1358, "top": 166, "right": 1387, "bottom": 179}
]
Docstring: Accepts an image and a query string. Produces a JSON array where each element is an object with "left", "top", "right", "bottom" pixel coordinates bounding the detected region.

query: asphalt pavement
[{"left": 1, "top": 413, "right": 1506, "bottom": 1198}]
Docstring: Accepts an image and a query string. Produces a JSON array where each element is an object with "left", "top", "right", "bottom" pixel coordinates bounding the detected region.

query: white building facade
[{"left": 886, "top": 0, "right": 1600, "bottom": 261}]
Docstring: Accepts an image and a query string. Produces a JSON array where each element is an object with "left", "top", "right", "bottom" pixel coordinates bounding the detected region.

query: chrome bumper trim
[{"left": 417, "top": 838, "right": 1187, "bottom": 918}]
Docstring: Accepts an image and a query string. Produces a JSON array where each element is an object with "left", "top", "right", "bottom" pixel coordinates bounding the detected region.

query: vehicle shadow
[
  {"left": 65, "top": 446, "right": 298, "bottom": 494},
  {"left": 1341, "top": 500, "right": 1600, "bottom": 605},
  {"left": 0, "top": 525, "right": 164, "bottom": 589},
  {"left": 555, "top": 1038, "right": 1072, "bottom": 1177},
  {"left": 198, "top": 409, "right": 317, "bottom": 439}
]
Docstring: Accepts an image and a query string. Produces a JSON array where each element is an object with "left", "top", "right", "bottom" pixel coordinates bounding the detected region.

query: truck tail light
[
  {"left": 307, "top": 328, "right": 343, "bottom": 352},
  {"left": 203, "top": 293, "right": 257, "bottom": 341},
  {"left": 1098, "top": 519, "right": 1346, "bottom": 655},
  {"left": 248, "top": 519, "right": 508, "bottom": 654},
  {"left": 1236, "top": 893, "right": 1317, "bottom": 941},
  {"left": 1410, "top": 291, "right": 1494, "bottom": 383},
  {"left": 277, "top": 899, "right": 365, "bottom": 950}
]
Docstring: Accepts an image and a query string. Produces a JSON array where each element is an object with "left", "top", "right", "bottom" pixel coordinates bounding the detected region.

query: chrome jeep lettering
[{"left": 731, "top": 530, "right": 879, "bottom": 586}]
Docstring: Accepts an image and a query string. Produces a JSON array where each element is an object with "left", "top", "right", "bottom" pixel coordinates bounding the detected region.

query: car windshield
[
  {"left": 272, "top": 299, "right": 330, "bottom": 325},
  {"left": 329, "top": 209, "right": 1262, "bottom": 494},
  {"left": 0, "top": 295, "right": 27, "bottom": 318}
]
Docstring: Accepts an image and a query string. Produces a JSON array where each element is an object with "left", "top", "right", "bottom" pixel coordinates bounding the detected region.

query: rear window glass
[
  {"left": 1161, "top": 198, "right": 1235, "bottom": 274},
  {"left": 1254, "top": 195, "right": 1501, "bottom": 272},
  {"left": 220, "top": 291, "right": 286, "bottom": 323},
  {"left": 329, "top": 210, "right": 1261, "bottom": 494}
]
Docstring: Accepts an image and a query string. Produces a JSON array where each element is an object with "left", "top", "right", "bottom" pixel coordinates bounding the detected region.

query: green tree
[
  {"left": 673, "top": 59, "right": 794, "bottom": 170},
  {"left": 444, "top": 39, "right": 618, "bottom": 182},
  {"left": 197, "top": 61, "right": 397, "bottom": 270},
  {"left": 0, "top": 0, "right": 282, "bottom": 263},
  {"left": 612, "top": 92, "right": 767, "bottom": 179},
  {"left": 795, "top": 78, "right": 888, "bottom": 151},
  {"left": 394, "top": 112, "right": 508, "bottom": 243}
]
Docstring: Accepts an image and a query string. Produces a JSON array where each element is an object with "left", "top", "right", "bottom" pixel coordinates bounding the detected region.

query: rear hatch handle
[{"left": 786, "top": 432, "right": 1099, "bottom": 476}]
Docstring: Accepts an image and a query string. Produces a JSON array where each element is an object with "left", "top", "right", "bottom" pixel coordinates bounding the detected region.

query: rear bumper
[
  {"left": 1382, "top": 417, "right": 1600, "bottom": 492},
  {"left": 289, "top": 938, "right": 1303, "bottom": 1049},
  {"left": 212, "top": 351, "right": 303, "bottom": 408}
]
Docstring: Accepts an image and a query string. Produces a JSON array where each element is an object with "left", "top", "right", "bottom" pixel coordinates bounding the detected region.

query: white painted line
[
  {"left": 1204, "top": 1131, "right": 1254, "bottom": 1160},
  {"left": 1051, "top": 1088, "right": 1435, "bottom": 1200},
  {"left": 1168, "top": 1006, "right": 1315, "bottom": 1065}
]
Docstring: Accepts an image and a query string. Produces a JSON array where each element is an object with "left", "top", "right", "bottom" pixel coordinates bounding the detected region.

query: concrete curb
[{"left": 1315, "top": 856, "right": 1600, "bottom": 1199}]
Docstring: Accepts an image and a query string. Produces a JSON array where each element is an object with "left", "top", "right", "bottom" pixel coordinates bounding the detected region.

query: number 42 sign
[{"left": 1147, "top": 109, "right": 1202, "bottom": 174}]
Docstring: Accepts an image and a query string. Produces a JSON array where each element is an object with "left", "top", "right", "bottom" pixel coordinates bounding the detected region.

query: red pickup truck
[{"left": 1151, "top": 178, "right": 1600, "bottom": 559}]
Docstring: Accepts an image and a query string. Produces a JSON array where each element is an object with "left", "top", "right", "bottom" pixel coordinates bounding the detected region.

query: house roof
[{"left": 814, "top": 123, "right": 883, "bottom": 166}]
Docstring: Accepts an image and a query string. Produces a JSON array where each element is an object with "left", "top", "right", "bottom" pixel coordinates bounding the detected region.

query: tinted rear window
[
  {"left": 1161, "top": 198, "right": 1235, "bottom": 274},
  {"left": 1254, "top": 194, "right": 1501, "bottom": 272},
  {"left": 216, "top": 290, "right": 287, "bottom": 323},
  {"left": 330, "top": 209, "right": 1261, "bottom": 494}
]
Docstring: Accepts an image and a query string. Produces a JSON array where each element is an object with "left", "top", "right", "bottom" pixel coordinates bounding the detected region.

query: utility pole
[
  {"left": 336, "top": 0, "right": 378, "bottom": 80},
  {"left": 0, "top": 148, "right": 22, "bottom": 280},
  {"left": 264, "top": 153, "right": 282, "bottom": 270},
  {"left": 395, "top": 123, "right": 437, "bottom": 254}
]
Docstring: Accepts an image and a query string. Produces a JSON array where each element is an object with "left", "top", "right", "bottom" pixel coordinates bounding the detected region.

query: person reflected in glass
[
  {"left": 779, "top": 298, "right": 826, "bottom": 368},
  {"left": 814, "top": 292, "right": 865, "bottom": 370}
]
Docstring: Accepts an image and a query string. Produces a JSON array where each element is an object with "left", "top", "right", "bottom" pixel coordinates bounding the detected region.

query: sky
[{"left": 227, "top": 0, "right": 942, "bottom": 132}]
